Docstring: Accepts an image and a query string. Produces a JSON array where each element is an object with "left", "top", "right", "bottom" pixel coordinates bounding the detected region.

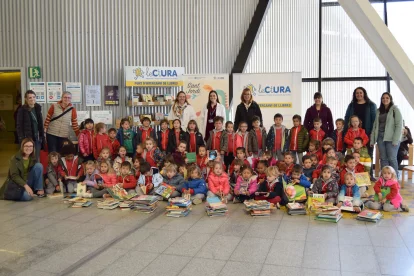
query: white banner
[
  {"left": 85, "top": 85, "right": 101, "bottom": 107},
  {"left": 182, "top": 74, "right": 230, "bottom": 128},
  {"left": 66, "top": 82, "right": 82, "bottom": 104},
  {"left": 77, "top": 111, "right": 90, "bottom": 124},
  {"left": 125, "top": 66, "right": 184, "bottom": 87},
  {"left": 232, "top": 72, "right": 302, "bottom": 129},
  {"left": 29, "top": 82, "right": 46, "bottom": 103},
  {"left": 92, "top": 110, "right": 112, "bottom": 125}
]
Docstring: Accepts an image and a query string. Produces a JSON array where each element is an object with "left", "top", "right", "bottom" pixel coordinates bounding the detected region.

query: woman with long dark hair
[
  {"left": 370, "top": 92, "right": 403, "bottom": 177},
  {"left": 0, "top": 138, "right": 45, "bottom": 201},
  {"left": 234, "top": 88, "right": 263, "bottom": 131},
  {"left": 201, "top": 90, "right": 226, "bottom": 141},
  {"left": 303, "top": 92, "right": 334, "bottom": 137},
  {"left": 16, "top": 90, "right": 44, "bottom": 160}
]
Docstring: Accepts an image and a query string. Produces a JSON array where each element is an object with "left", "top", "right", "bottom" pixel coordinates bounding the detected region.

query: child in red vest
[
  {"left": 167, "top": 119, "right": 185, "bottom": 154},
  {"left": 229, "top": 147, "right": 250, "bottom": 175},
  {"left": 206, "top": 116, "right": 224, "bottom": 152},
  {"left": 116, "top": 161, "right": 137, "bottom": 193},
  {"left": 333, "top": 118, "right": 345, "bottom": 153},
  {"left": 78, "top": 118, "right": 94, "bottom": 162},
  {"left": 248, "top": 116, "right": 267, "bottom": 157},
  {"left": 132, "top": 156, "right": 143, "bottom": 179},
  {"left": 135, "top": 117, "right": 157, "bottom": 145},
  {"left": 255, "top": 160, "right": 268, "bottom": 186},
  {"left": 344, "top": 115, "right": 369, "bottom": 148},
  {"left": 283, "top": 151, "right": 295, "bottom": 176},
  {"left": 108, "top": 128, "right": 120, "bottom": 160},
  {"left": 306, "top": 139, "right": 323, "bottom": 162},
  {"left": 197, "top": 145, "right": 209, "bottom": 179},
  {"left": 142, "top": 137, "right": 164, "bottom": 168},
  {"left": 221, "top": 121, "right": 236, "bottom": 171},
  {"left": 113, "top": 146, "right": 133, "bottom": 175},
  {"left": 286, "top": 114, "right": 309, "bottom": 165},
  {"left": 93, "top": 122, "right": 113, "bottom": 159},
  {"left": 183, "top": 119, "right": 205, "bottom": 153},
  {"left": 309, "top": 117, "right": 325, "bottom": 142},
  {"left": 157, "top": 119, "right": 170, "bottom": 153},
  {"left": 234, "top": 121, "right": 249, "bottom": 152},
  {"left": 136, "top": 162, "right": 163, "bottom": 195}
]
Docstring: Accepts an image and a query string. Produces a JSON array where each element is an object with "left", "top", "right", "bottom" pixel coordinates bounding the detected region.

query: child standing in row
[
  {"left": 78, "top": 118, "right": 94, "bottom": 162},
  {"left": 207, "top": 116, "right": 224, "bottom": 153},
  {"left": 222, "top": 121, "right": 235, "bottom": 170},
  {"left": 157, "top": 119, "right": 170, "bottom": 153},
  {"left": 332, "top": 118, "right": 345, "bottom": 153},
  {"left": 108, "top": 128, "right": 120, "bottom": 160},
  {"left": 168, "top": 119, "right": 185, "bottom": 153},
  {"left": 135, "top": 117, "right": 156, "bottom": 145},
  {"left": 248, "top": 116, "right": 267, "bottom": 157},
  {"left": 309, "top": 117, "right": 325, "bottom": 142},
  {"left": 183, "top": 120, "right": 204, "bottom": 153},
  {"left": 116, "top": 118, "right": 136, "bottom": 158},
  {"left": 286, "top": 114, "right": 309, "bottom": 165},
  {"left": 93, "top": 123, "right": 112, "bottom": 159},
  {"left": 266, "top": 113, "right": 289, "bottom": 161}
]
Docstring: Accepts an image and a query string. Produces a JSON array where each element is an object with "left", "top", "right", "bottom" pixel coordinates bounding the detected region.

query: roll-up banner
[
  {"left": 182, "top": 74, "right": 230, "bottom": 127},
  {"left": 232, "top": 72, "right": 302, "bottom": 129},
  {"left": 125, "top": 66, "right": 185, "bottom": 87}
]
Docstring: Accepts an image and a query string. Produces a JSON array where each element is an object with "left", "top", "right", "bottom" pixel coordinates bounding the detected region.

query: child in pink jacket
[
  {"left": 234, "top": 166, "right": 258, "bottom": 203},
  {"left": 207, "top": 161, "right": 232, "bottom": 201}
]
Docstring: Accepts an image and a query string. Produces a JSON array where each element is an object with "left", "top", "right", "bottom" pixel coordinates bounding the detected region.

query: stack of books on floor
[
  {"left": 63, "top": 197, "right": 92, "bottom": 208},
  {"left": 165, "top": 197, "right": 192, "bottom": 217},
  {"left": 130, "top": 195, "right": 159, "bottom": 213},
  {"left": 244, "top": 200, "right": 273, "bottom": 216},
  {"left": 119, "top": 201, "right": 133, "bottom": 210},
  {"left": 287, "top": 202, "right": 307, "bottom": 215},
  {"left": 315, "top": 207, "right": 342, "bottom": 223},
  {"left": 205, "top": 196, "right": 228, "bottom": 217},
  {"left": 97, "top": 199, "right": 120, "bottom": 210},
  {"left": 356, "top": 209, "right": 382, "bottom": 223}
]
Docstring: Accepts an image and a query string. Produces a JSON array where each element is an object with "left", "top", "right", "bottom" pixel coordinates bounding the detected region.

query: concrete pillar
[{"left": 338, "top": 0, "right": 414, "bottom": 108}]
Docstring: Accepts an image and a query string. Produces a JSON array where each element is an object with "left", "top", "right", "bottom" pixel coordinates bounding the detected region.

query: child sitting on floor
[
  {"left": 136, "top": 162, "right": 163, "bottom": 195},
  {"left": 181, "top": 166, "right": 208, "bottom": 205},
  {"left": 302, "top": 155, "right": 315, "bottom": 182},
  {"left": 207, "top": 161, "right": 232, "bottom": 202},
  {"left": 162, "top": 164, "right": 185, "bottom": 198},
  {"left": 255, "top": 166, "right": 285, "bottom": 207},
  {"left": 310, "top": 165, "right": 339, "bottom": 204},
  {"left": 234, "top": 166, "right": 258, "bottom": 203},
  {"left": 365, "top": 166, "right": 409, "bottom": 212},
  {"left": 255, "top": 160, "right": 268, "bottom": 185},
  {"left": 115, "top": 161, "right": 137, "bottom": 194},
  {"left": 45, "top": 151, "right": 63, "bottom": 194},
  {"left": 337, "top": 172, "right": 362, "bottom": 213},
  {"left": 80, "top": 161, "right": 104, "bottom": 198},
  {"left": 113, "top": 146, "right": 133, "bottom": 175}
]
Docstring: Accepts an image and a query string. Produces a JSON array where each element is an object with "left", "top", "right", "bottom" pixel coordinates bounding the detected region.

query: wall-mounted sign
[
  {"left": 124, "top": 66, "right": 184, "bottom": 87},
  {"left": 28, "top": 67, "right": 41, "bottom": 79}
]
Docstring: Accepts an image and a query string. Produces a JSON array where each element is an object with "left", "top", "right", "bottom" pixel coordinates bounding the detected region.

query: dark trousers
[
  {"left": 224, "top": 153, "right": 235, "bottom": 173},
  {"left": 235, "top": 194, "right": 253, "bottom": 202},
  {"left": 46, "top": 133, "right": 65, "bottom": 153}
]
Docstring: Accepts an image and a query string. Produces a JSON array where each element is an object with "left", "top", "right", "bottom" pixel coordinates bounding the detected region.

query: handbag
[{"left": 4, "top": 179, "right": 25, "bottom": 200}]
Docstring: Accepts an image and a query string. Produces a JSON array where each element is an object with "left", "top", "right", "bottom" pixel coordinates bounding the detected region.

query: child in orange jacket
[{"left": 344, "top": 115, "right": 369, "bottom": 148}]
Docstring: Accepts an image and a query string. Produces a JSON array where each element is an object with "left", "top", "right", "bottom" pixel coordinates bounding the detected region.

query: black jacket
[
  {"left": 399, "top": 127, "right": 413, "bottom": 154},
  {"left": 167, "top": 129, "right": 186, "bottom": 153},
  {"left": 16, "top": 103, "right": 44, "bottom": 143},
  {"left": 182, "top": 131, "right": 205, "bottom": 153},
  {"left": 234, "top": 101, "right": 263, "bottom": 131}
]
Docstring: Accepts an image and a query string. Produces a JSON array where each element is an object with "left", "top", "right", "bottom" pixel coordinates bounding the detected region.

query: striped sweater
[{"left": 44, "top": 102, "right": 79, "bottom": 137}]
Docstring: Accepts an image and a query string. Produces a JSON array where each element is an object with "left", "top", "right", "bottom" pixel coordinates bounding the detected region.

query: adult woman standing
[
  {"left": 370, "top": 92, "right": 403, "bottom": 177},
  {"left": 16, "top": 90, "right": 44, "bottom": 161},
  {"left": 234, "top": 88, "right": 263, "bottom": 131},
  {"left": 0, "top": 138, "right": 45, "bottom": 201},
  {"left": 344, "top": 87, "right": 377, "bottom": 141},
  {"left": 167, "top": 91, "right": 197, "bottom": 129},
  {"left": 44, "top": 92, "right": 80, "bottom": 153},
  {"left": 201, "top": 90, "right": 226, "bottom": 141},
  {"left": 303, "top": 92, "right": 334, "bottom": 137}
]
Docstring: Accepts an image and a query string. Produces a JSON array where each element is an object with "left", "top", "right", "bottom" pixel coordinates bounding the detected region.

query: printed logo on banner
[
  {"left": 244, "top": 84, "right": 291, "bottom": 96},
  {"left": 133, "top": 67, "right": 179, "bottom": 80}
]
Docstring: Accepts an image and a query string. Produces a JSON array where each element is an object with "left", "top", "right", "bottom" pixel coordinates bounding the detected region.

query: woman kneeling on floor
[{"left": 0, "top": 138, "right": 45, "bottom": 201}]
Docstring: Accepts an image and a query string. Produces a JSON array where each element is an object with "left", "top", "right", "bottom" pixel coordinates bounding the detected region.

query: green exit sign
[{"left": 28, "top": 66, "right": 41, "bottom": 79}]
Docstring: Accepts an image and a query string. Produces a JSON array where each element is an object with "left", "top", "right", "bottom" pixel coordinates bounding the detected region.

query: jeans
[
  {"left": 377, "top": 131, "right": 400, "bottom": 177},
  {"left": 20, "top": 163, "right": 44, "bottom": 201},
  {"left": 47, "top": 133, "right": 65, "bottom": 153}
]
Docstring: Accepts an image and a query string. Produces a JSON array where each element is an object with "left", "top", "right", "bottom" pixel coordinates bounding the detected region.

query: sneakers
[
  {"left": 401, "top": 204, "right": 410, "bottom": 212},
  {"left": 192, "top": 197, "right": 203, "bottom": 205},
  {"left": 37, "top": 193, "right": 47, "bottom": 198}
]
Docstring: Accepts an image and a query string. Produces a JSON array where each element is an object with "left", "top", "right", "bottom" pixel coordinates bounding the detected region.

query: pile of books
[
  {"left": 97, "top": 199, "right": 120, "bottom": 210},
  {"left": 315, "top": 207, "right": 342, "bottom": 223},
  {"left": 356, "top": 209, "right": 382, "bottom": 223},
  {"left": 205, "top": 196, "right": 228, "bottom": 217},
  {"left": 287, "top": 202, "right": 307, "bottom": 215},
  {"left": 165, "top": 198, "right": 192, "bottom": 217},
  {"left": 119, "top": 201, "right": 133, "bottom": 211},
  {"left": 130, "top": 195, "right": 159, "bottom": 213},
  {"left": 63, "top": 197, "right": 92, "bottom": 208},
  {"left": 244, "top": 200, "right": 273, "bottom": 216},
  {"left": 107, "top": 185, "right": 137, "bottom": 200}
]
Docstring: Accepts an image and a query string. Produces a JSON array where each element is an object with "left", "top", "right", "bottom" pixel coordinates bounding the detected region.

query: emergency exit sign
[{"left": 28, "top": 66, "right": 41, "bottom": 79}]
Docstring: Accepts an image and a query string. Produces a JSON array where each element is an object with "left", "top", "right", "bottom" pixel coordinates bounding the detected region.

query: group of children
[{"left": 42, "top": 112, "right": 408, "bottom": 213}]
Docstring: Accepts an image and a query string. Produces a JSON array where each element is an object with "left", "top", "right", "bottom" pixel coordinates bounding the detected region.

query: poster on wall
[
  {"left": 66, "top": 82, "right": 82, "bottom": 104},
  {"left": 77, "top": 111, "right": 90, "bottom": 124},
  {"left": 124, "top": 66, "right": 185, "bottom": 87},
  {"left": 46, "top": 82, "right": 63, "bottom": 103},
  {"left": 29, "top": 82, "right": 46, "bottom": 103},
  {"left": 0, "top": 95, "right": 13, "bottom": 110},
  {"left": 85, "top": 85, "right": 101, "bottom": 106},
  {"left": 104, "top": 86, "right": 119, "bottom": 105},
  {"left": 91, "top": 110, "right": 112, "bottom": 125},
  {"left": 182, "top": 74, "right": 230, "bottom": 133},
  {"left": 232, "top": 72, "right": 302, "bottom": 129}
]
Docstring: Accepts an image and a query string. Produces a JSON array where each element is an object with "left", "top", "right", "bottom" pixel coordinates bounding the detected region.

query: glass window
[
  {"left": 389, "top": 81, "right": 414, "bottom": 131},
  {"left": 321, "top": 3, "right": 386, "bottom": 78},
  {"left": 387, "top": 2, "right": 414, "bottom": 64},
  {"left": 301, "top": 82, "right": 319, "bottom": 116},
  {"left": 244, "top": 0, "right": 319, "bottom": 78}
]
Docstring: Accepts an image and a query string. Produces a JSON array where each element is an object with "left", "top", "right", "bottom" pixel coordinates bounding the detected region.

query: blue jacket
[
  {"left": 163, "top": 173, "right": 185, "bottom": 191},
  {"left": 183, "top": 178, "right": 208, "bottom": 195},
  {"left": 344, "top": 100, "right": 377, "bottom": 136},
  {"left": 266, "top": 125, "right": 290, "bottom": 152},
  {"left": 338, "top": 184, "right": 361, "bottom": 207},
  {"left": 283, "top": 174, "right": 311, "bottom": 188},
  {"left": 116, "top": 128, "right": 137, "bottom": 150}
]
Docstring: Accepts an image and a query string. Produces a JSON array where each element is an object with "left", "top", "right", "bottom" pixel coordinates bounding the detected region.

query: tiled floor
[{"left": 1, "top": 142, "right": 414, "bottom": 276}]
